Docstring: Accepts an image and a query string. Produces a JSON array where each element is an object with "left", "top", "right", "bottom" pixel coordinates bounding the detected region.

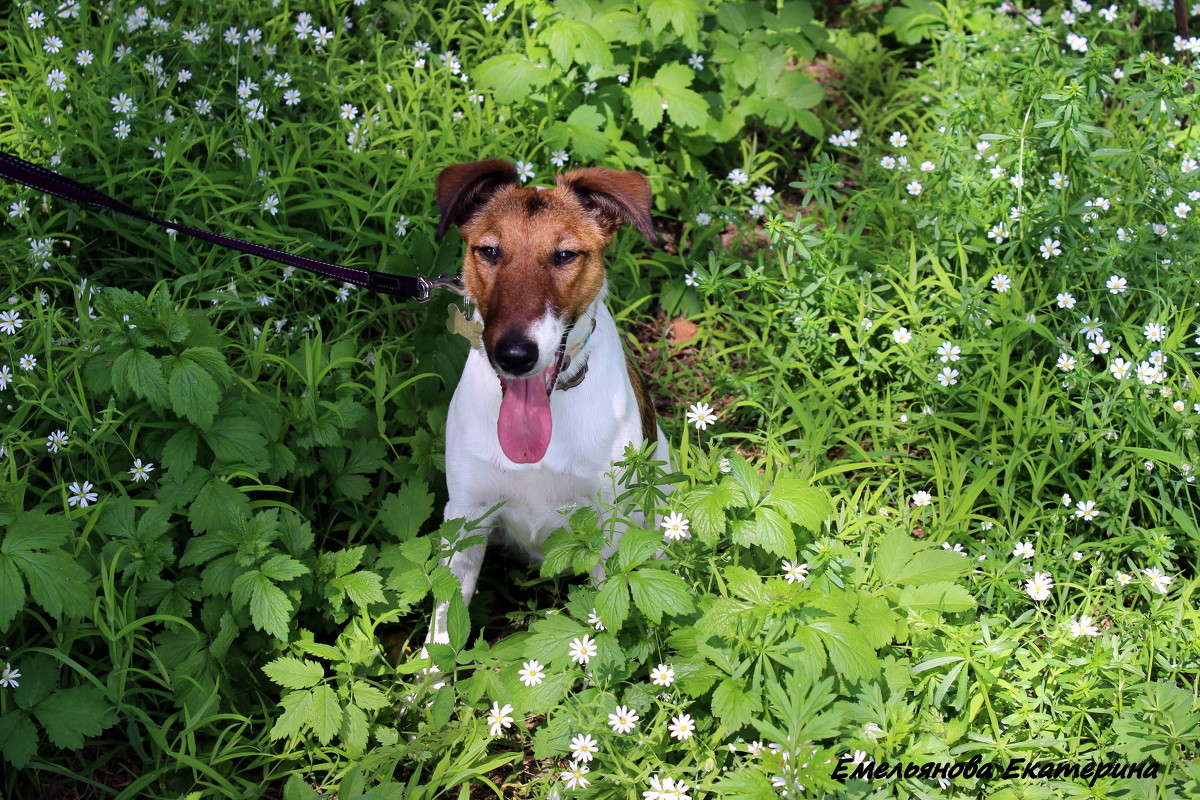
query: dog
[{"left": 425, "top": 159, "right": 668, "bottom": 646}]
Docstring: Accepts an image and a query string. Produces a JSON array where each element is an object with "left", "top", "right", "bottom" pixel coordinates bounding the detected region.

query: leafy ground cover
[{"left": 1, "top": 0, "right": 1199, "bottom": 798}]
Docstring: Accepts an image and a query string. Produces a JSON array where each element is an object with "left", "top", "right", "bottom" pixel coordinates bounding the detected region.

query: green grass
[{"left": 2, "top": 0, "right": 1200, "bottom": 798}]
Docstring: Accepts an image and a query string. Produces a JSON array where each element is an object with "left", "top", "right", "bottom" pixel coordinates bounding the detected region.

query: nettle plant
[{"left": 473, "top": 0, "right": 832, "bottom": 208}]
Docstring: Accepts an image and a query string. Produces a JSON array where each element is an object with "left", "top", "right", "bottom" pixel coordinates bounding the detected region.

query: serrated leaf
[
  {"left": 182, "top": 346, "right": 233, "bottom": 384},
  {"left": 628, "top": 567, "right": 692, "bottom": 624},
  {"left": 769, "top": 479, "right": 832, "bottom": 532},
  {"left": 897, "top": 582, "right": 976, "bottom": 613},
  {"left": 260, "top": 554, "right": 309, "bottom": 582},
  {"left": 447, "top": 592, "right": 470, "bottom": 650},
  {"left": 595, "top": 577, "right": 631, "bottom": 631},
  {"left": 19, "top": 551, "right": 92, "bottom": 623},
  {"left": 187, "top": 477, "right": 250, "bottom": 535},
  {"left": 379, "top": 480, "right": 435, "bottom": 542},
  {"left": 238, "top": 573, "right": 293, "bottom": 641},
  {"left": 351, "top": 683, "right": 390, "bottom": 711},
  {"left": 724, "top": 565, "right": 770, "bottom": 605},
  {"left": 732, "top": 506, "right": 794, "bottom": 558},
  {"left": 0, "top": 711, "right": 38, "bottom": 768},
  {"left": 475, "top": 53, "right": 554, "bottom": 105},
  {"left": 204, "top": 416, "right": 268, "bottom": 467},
  {"left": 167, "top": 359, "right": 220, "bottom": 429},
  {"left": 3, "top": 511, "right": 74, "bottom": 553},
  {"left": 310, "top": 684, "right": 342, "bottom": 746},
  {"left": 854, "top": 594, "right": 897, "bottom": 649},
  {"left": 546, "top": 105, "right": 610, "bottom": 162},
  {"left": 340, "top": 702, "right": 369, "bottom": 756},
  {"left": 617, "top": 526, "right": 661, "bottom": 572},
  {"left": 809, "top": 619, "right": 880, "bottom": 682},
  {"left": 683, "top": 479, "right": 744, "bottom": 543},
  {"left": 893, "top": 550, "right": 971, "bottom": 586},
  {"left": 33, "top": 686, "right": 115, "bottom": 750},
  {"left": 111, "top": 348, "right": 169, "bottom": 406},
  {"left": 270, "top": 689, "right": 312, "bottom": 740},
  {"left": 337, "top": 570, "right": 385, "bottom": 607},
  {"left": 162, "top": 426, "right": 198, "bottom": 475},
  {"left": 263, "top": 657, "right": 325, "bottom": 690},
  {"left": 0, "top": 559, "right": 26, "bottom": 632},
  {"left": 629, "top": 81, "right": 664, "bottom": 130},
  {"left": 712, "top": 677, "right": 762, "bottom": 731},
  {"left": 525, "top": 614, "right": 590, "bottom": 668},
  {"left": 873, "top": 529, "right": 920, "bottom": 584}
]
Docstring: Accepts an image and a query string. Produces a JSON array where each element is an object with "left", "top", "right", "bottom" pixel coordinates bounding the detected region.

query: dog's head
[{"left": 434, "top": 159, "right": 657, "bottom": 463}]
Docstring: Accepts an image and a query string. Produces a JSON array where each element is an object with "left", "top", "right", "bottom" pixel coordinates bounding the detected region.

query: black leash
[{"left": 0, "top": 150, "right": 461, "bottom": 301}]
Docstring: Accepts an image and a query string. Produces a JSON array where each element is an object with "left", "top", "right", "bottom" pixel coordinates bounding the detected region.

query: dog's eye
[
  {"left": 475, "top": 245, "right": 500, "bottom": 263},
  {"left": 553, "top": 250, "right": 580, "bottom": 266}
]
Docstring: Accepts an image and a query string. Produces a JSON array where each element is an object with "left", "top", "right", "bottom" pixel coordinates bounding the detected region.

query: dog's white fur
[{"left": 426, "top": 283, "right": 668, "bottom": 646}]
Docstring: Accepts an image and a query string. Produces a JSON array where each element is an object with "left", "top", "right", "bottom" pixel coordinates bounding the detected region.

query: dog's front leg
[{"left": 426, "top": 540, "right": 487, "bottom": 646}]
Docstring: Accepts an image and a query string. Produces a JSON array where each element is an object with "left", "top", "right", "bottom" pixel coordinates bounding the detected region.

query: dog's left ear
[{"left": 560, "top": 168, "right": 659, "bottom": 247}]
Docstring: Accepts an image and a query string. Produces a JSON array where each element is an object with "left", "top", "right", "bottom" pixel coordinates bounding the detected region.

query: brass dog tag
[{"left": 447, "top": 304, "right": 483, "bottom": 349}]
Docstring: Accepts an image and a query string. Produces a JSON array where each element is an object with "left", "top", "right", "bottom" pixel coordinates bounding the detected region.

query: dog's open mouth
[{"left": 496, "top": 331, "right": 569, "bottom": 464}]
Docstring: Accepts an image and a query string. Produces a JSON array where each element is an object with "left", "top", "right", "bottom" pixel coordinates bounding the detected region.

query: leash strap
[{"left": 0, "top": 150, "right": 447, "bottom": 301}]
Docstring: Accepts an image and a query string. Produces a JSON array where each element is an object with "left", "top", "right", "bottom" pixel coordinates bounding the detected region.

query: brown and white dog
[{"left": 426, "top": 159, "right": 668, "bottom": 646}]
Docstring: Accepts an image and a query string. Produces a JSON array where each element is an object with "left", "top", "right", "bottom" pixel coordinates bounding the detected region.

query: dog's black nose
[{"left": 495, "top": 335, "right": 539, "bottom": 375}]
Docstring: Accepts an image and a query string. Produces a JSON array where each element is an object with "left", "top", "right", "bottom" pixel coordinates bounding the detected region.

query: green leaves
[
  {"left": 474, "top": 52, "right": 554, "bottom": 104},
  {"left": 627, "top": 567, "right": 693, "bottom": 624},
  {"left": 631, "top": 64, "right": 709, "bottom": 131},
  {"left": 0, "top": 512, "right": 92, "bottom": 631}
]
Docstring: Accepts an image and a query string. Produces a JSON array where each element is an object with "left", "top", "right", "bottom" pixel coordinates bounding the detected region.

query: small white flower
[
  {"left": 1109, "top": 358, "right": 1132, "bottom": 380},
  {"left": 67, "top": 480, "right": 98, "bottom": 508},
  {"left": 587, "top": 609, "right": 605, "bottom": 631},
  {"left": 1056, "top": 292, "right": 1077, "bottom": 309},
  {"left": 688, "top": 52, "right": 704, "bottom": 70},
  {"left": 727, "top": 169, "right": 749, "bottom": 185},
  {"left": 753, "top": 185, "right": 775, "bottom": 204},
  {"left": 0, "top": 310, "right": 22, "bottom": 335},
  {"left": 1069, "top": 615, "right": 1101, "bottom": 638},
  {"left": 911, "top": 490, "right": 933, "bottom": 507},
  {"left": 608, "top": 705, "right": 639, "bottom": 734},
  {"left": 262, "top": 194, "right": 280, "bottom": 215},
  {"left": 1143, "top": 322, "right": 1165, "bottom": 342},
  {"left": 1049, "top": 171, "right": 1070, "bottom": 189},
  {"left": 569, "top": 733, "right": 599, "bottom": 763},
  {"left": 937, "top": 367, "right": 959, "bottom": 387},
  {"left": 1056, "top": 353, "right": 1076, "bottom": 372},
  {"left": 1074, "top": 500, "right": 1099, "bottom": 521},
  {"left": 394, "top": 215, "right": 411, "bottom": 237},
  {"left": 650, "top": 664, "right": 676, "bottom": 686},
  {"left": 1013, "top": 541, "right": 1035, "bottom": 559},
  {"left": 550, "top": 150, "right": 569, "bottom": 167},
  {"left": 1039, "top": 238, "right": 1062, "bottom": 259},
  {"left": 991, "top": 273, "right": 1012, "bottom": 292},
  {"left": 1116, "top": 572, "right": 1132, "bottom": 586},
  {"left": 0, "top": 663, "right": 20, "bottom": 688},
  {"left": 517, "top": 660, "right": 545, "bottom": 687},
  {"left": 128, "top": 458, "right": 155, "bottom": 482},
  {"left": 889, "top": 131, "right": 908, "bottom": 147},
  {"left": 1143, "top": 567, "right": 1173, "bottom": 594},
  {"left": 685, "top": 402, "right": 717, "bottom": 430},
  {"left": 1174, "top": 202, "right": 1191, "bottom": 219},
  {"left": 486, "top": 702, "right": 515, "bottom": 736},
  {"left": 515, "top": 160, "right": 535, "bottom": 182},
  {"left": 906, "top": 180, "right": 923, "bottom": 195},
  {"left": 46, "top": 68, "right": 68, "bottom": 92},
  {"left": 892, "top": 327, "right": 913, "bottom": 344},
  {"left": 1105, "top": 275, "right": 1128, "bottom": 294},
  {"left": 661, "top": 511, "right": 691, "bottom": 541},
  {"left": 782, "top": 560, "right": 809, "bottom": 584},
  {"left": 667, "top": 713, "right": 696, "bottom": 741},
  {"left": 561, "top": 762, "right": 590, "bottom": 790},
  {"left": 568, "top": 635, "right": 597, "bottom": 665},
  {"left": 1025, "top": 571, "right": 1055, "bottom": 601}
]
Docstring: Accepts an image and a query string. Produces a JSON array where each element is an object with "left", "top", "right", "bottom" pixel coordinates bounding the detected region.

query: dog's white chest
[{"left": 443, "top": 304, "right": 659, "bottom": 560}]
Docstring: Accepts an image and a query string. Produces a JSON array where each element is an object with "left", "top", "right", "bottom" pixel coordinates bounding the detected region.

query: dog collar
[{"left": 556, "top": 315, "right": 596, "bottom": 392}]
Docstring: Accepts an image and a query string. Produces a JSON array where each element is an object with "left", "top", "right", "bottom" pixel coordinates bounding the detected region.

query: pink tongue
[{"left": 498, "top": 374, "right": 552, "bottom": 463}]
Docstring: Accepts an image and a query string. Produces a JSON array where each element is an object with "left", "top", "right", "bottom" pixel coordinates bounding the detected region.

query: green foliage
[{"left": 3, "top": 0, "right": 1200, "bottom": 798}]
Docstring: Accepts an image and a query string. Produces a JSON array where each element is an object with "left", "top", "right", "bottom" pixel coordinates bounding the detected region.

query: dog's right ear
[{"left": 435, "top": 159, "right": 519, "bottom": 242}]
